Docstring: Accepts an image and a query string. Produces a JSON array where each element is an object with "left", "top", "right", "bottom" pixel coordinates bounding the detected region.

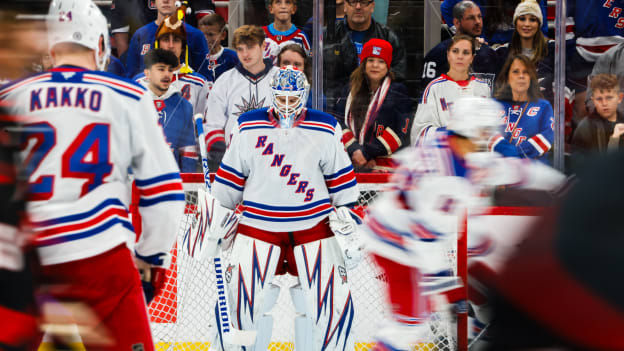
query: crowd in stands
[{"left": 42, "top": 0, "right": 624, "bottom": 174}]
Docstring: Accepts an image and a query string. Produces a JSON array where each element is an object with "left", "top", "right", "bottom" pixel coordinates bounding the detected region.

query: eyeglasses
[{"left": 346, "top": 0, "right": 374, "bottom": 7}]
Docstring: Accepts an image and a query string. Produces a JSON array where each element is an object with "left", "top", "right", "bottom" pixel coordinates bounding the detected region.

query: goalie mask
[
  {"left": 47, "top": 0, "right": 110, "bottom": 71},
  {"left": 447, "top": 97, "right": 504, "bottom": 151},
  {"left": 270, "top": 65, "right": 310, "bottom": 128}
]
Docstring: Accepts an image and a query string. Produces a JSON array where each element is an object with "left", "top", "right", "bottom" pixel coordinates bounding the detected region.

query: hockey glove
[
  {"left": 185, "top": 187, "right": 239, "bottom": 261},
  {"left": 134, "top": 254, "right": 168, "bottom": 305},
  {"left": 329, "top": 207, "right": 363, "bottom": 270}
]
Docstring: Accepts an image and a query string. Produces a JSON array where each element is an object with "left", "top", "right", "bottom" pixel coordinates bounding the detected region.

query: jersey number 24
[{"left": 21, "top": 122, "right": 112, "bottom": 201}]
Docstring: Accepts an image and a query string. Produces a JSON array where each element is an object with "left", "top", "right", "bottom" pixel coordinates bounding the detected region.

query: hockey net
[{"left": 147, "top": 173, "right": 467, "bottom": 351}]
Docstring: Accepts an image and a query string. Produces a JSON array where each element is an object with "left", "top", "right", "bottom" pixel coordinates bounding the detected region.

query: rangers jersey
[
  {"left": 489, "top": 99, "right": 555, "bottom": 164},
  {"left": 134, "top": 68, "right": 210, "bottom": 118},
  {"left": 200, "top": 46, "right": 239, "bottom": 90},
  {"left": 203, "top": 60, "right": 279, "bottom": 151},
  {"left": 567, "top": 0, "right": 624, "bottom": 62},
  {"left": 0, "top": 66, "right": 185, "bottom": 266},
  {"left": 125, "top": 21, "right": 210, "bottom": 78},
  {"left": 411, "top": 75, "right": 491, "bottom": 146},
  {"left": 142, "top": 82, "right": 198, "bottom": 172},
  {"left": 262, "top": 23, "right": 311, "bottom": 63},
  {"left": 212, "top": 107, "right": 360, "bottom": 232}
]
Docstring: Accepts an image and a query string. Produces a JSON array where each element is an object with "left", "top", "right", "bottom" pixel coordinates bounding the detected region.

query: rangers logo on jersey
[
  {"left": 234, "top": 95, "right": 266, "bottom": 117},
  {"left": 373, "top": 46, "right": 382, "bottom": 55}
]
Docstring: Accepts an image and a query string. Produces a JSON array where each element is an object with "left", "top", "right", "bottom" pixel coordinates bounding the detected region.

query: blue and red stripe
[{"left": 215, "top": 164, "right": 246, "bottom": 191}]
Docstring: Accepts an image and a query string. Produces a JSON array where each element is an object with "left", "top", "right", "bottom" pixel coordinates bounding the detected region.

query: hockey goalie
[
  {"left": 361, "top": 96, "right": 565, "bottom": 350},
  {"left": 197, "top": 65, "right": 364, "bottom": 350}
]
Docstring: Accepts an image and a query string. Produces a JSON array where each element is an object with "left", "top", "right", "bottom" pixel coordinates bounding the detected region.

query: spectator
[
  {"left": 585, "top": 42, "right": 624, "bottom": 118},
  {"left": 197, "top": 13, "right": 239, "bottom": 89},
  {"left": 420, "top": 1, "right": 500, "bottom": 97},
  {"left": 411, "top": 34, "right": 490, "bottom": 146},
  {"left": 566, "top": 0, "right": 624, "bottom": 120},
  {"left": 323, "top": 0, "right": 406, "bottom": 111},
  {"left": 109, "top": 0, "right": 215, "bottom": 58},
  {"left": 496, "top": 0, "right": 554, "bottom": 101},
  {"left": 572, "top": 74, "right": 624, "bottom": 155},
  {"left": 496, "top": 0, "right": 576, "bottom": 141},
  {"left": 276, "top": 44, "right": 326, "bottom": 109},
  {"left": 263, "top": 0, "right": 311, "bottom": 63},
  {"left": 126, "top": 0, "right": 209, "bottom": 79},
  {"left": 134, "top": 4, "right": 211, "bottom": 120},
  {"left": 142, "top": 49, "right": 198, "bottom": 172},
  {"left": 335, "top": 39, "right": 411, "bottom": 171},
  {"left": 490, "top": 54, "right": 554, "bottom": 164},
  {"left": 203, "top": 25, "right": 279, "bottom": 170},
  {"left": 441, "top": 0, "right": 548, "bottom": 45}
]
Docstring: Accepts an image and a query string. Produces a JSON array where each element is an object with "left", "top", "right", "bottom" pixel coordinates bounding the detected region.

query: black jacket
[{"left": 323, "top": 18, "right": 407, "bottom": 111}]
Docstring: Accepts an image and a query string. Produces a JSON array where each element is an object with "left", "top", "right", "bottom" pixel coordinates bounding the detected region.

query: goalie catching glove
[
  {"left": 185, "top": 187, "right": 240, "bottom": 260},
  {"left": 329, "top": 207, "right": 364, "bottom": 270}
]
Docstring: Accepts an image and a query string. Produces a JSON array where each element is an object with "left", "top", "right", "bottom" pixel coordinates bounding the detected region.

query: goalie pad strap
[{"left": 237, "top": 222, "right": 333, "bottom": 276}]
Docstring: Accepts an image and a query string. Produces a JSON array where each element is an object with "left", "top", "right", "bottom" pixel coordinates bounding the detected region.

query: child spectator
[
  {"left": 263, "top": 0, "right": 311, "bottom": 63},
  {"left": 572, "top": 74, "right": 624, "bottom": 154},
  {"left": 142, "top": 49, "right": 198, "bottom": 172},
  {"left": 134, "top": 4, "right": 211, "bottom": 120},
  {"left": 197, "top": 13, "right": 239, "bottom": 89},
  {"left": 203, "top": 25, "right": 279, "bottom": 170}
]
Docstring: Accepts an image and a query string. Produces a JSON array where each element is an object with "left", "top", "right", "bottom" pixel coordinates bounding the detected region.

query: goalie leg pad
[
  {"left": 293, "top": 236, "right": 355, "bottom": 351},
  {"left": 215, "top": 234, "right": 280, "bottom": 350}
]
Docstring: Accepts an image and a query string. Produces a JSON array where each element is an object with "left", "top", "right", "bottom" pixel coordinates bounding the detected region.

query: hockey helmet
[
  {"left": 447, "top": 97, "right": 504, "bottom": 151},
  {"left": 270, "top": 65, "right": 310, "bottom": 128},
  {"left": 47, "top": 0, "right": 110, "bottom": 71}
]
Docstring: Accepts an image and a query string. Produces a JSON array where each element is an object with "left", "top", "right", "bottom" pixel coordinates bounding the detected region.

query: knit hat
[
  {"left": 513, "top": 0, "right": 543, "bottom": 26},
  {"left": 155, "top": 1, "right": 193, "bottom": 73},
  {"left": 359, "top": 38, "right": 393, "bottom": 68}
]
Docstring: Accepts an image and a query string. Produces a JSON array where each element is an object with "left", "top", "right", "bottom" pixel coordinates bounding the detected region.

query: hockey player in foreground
[
  {"left": 0, "top": 1, "right": 185, "bottom": 349},
  {"left": 205, "top": 65, "right": 363, "bottom": 350},
  {"left": 362, "top": 97, "right": 565, "bottom": 351}
]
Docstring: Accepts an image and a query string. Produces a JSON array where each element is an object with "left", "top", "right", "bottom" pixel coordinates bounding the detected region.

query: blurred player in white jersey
[
  {"left": 208, "top": 66, "right": 363, "bottom": 350},
  {"left": 362, "top": 97, "right": 564, "bottom": 351},
  {"left": 0, "top": 1, "right": 185, "bottom": 349}
]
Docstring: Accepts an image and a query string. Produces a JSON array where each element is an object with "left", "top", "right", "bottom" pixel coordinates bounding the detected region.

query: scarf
[{"left": 345, "top": 76, "right": 391, "bottom": 143}]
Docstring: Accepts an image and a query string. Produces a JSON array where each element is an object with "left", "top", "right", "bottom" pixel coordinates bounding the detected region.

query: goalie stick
[{"left": 189, "top": 114, "right": 257, "bottom": 346}]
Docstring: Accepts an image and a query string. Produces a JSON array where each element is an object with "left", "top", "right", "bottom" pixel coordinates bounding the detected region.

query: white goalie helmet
[
  {"left": 47, "top": 0, "right": 110, "bottom": 71},
  {"left": 447, "top": 96, "right": 504, "bottom": 150},
  {"left": 270, "top": 65, "right": 310, "bottom": 128}
]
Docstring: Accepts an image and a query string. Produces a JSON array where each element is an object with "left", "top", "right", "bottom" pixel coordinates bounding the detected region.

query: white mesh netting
[{"left": 148, "top": 176, "right": 464, "bottom": 351}]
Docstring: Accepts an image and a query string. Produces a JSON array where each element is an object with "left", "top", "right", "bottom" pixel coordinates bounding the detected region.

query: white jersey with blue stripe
[
  {"left": 212, "top": 107, "right": 360, "bottom": 232},
  {"left": 0, "top": 66, "right": 185, "bottom": 266},
  {"left": 411, "top": 74, "right": 491, "bottom": 146}
]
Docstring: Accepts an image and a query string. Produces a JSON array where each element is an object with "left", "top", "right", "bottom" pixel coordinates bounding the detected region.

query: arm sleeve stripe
[
  {"left": 135, "top": 172, "right": 181, "bottom": 187},
  {"left": 138, "top": 194, "right": 185, "bottom": 207},
  {"left": 324, "top": 164, "right": 355, "bottom": 180},
  {"left": 377, "top": 127, "right": 402, "bottom": 154},
  {"left": 327, "top": 179, "right": 357, "bottom": 194},
  {"left": 214, "top": 176, "right": 245, "bottom": 192},
  {"left": 528, "top": 133, "right": 551, "bottom": 155}
]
